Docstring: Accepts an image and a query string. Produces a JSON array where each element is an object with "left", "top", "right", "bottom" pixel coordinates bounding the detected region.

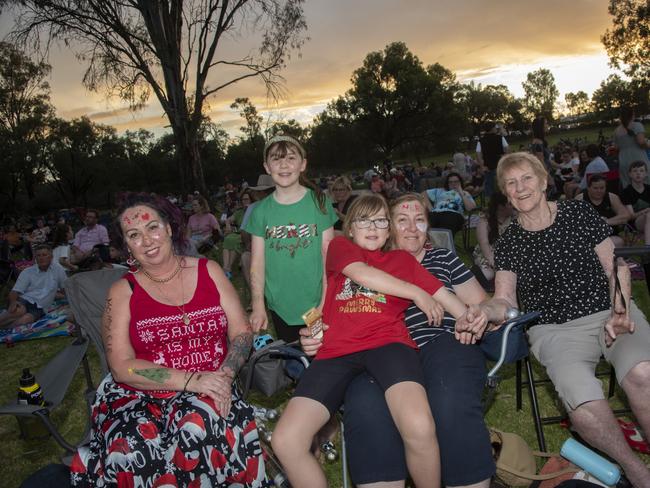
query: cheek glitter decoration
[{"left": 416, "top": 222, "right": 428, "bottom": 233}]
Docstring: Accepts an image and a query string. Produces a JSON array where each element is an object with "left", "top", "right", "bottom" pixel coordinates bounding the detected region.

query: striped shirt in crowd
[{"left": 405, "top": 247, "right": 474, "bottom": 348}]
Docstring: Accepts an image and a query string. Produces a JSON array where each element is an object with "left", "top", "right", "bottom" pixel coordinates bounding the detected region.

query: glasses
[{"left": 353, "top": 218, "right": 390, "bottom": 229}]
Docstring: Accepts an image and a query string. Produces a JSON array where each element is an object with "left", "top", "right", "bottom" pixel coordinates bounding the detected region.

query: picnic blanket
[{"left": 0, "top": 300, "right": 73, "bottom": 345}]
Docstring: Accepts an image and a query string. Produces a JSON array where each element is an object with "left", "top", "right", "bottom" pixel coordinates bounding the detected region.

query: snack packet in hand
[{"left": 302, "top": 307, "right": 324, "bottom": 340}]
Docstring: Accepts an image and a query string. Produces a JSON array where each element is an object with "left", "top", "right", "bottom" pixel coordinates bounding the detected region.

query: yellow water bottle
[{"left": 17, "top": 368, "right": 45, "bottom": 407}]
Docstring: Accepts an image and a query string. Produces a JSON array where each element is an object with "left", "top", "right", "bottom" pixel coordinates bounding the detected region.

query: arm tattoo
[
  {"left": 102, "top": 298, "right": 113, "bottom": 354},
  {"left": 222, "top": 332, "right": 253, "bottom": 377},
  {"left": 133, "top": 368, "right": 172, "bottom": 384}
]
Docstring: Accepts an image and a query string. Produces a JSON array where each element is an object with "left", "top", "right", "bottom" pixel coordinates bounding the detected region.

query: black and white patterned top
[
  {"left": 495, "top": 200, "right": 611, "bottom": 325},
  {"left": 406, "top": 247, "right": 474, "bottom": 347}
]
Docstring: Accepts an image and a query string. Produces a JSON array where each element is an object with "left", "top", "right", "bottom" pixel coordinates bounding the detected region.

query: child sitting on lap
[{"left": 271, "top": 194, "right": 486, "bottom": 488}]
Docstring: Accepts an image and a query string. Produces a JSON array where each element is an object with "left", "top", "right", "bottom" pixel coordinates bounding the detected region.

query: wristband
[{"left": 183, "top": 371, "right": 196, "bottom": 393}]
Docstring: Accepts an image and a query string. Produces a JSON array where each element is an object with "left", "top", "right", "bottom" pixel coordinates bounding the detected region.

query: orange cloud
[{"left": 4, "top": 0, "right": 615, "bottom": 134}]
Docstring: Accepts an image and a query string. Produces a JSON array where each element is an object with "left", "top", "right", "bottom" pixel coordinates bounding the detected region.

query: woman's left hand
[{"left": 604, "top": 311, "right": 635, "bottom": 347}]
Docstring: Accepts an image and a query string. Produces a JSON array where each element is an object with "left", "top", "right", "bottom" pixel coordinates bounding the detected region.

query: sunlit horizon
[{"left": 1, "top": 0, "right": 620, "bottom": 137}]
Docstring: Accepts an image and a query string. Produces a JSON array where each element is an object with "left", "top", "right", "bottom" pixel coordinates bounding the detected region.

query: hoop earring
[{"left": 127, "top": 253, "right": 140, "bottom": 274}]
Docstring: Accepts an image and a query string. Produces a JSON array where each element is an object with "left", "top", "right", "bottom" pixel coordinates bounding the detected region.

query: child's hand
[
  {"left": 414, "top": 290, "right": 444, "bottom": 326},
  {"left": 249, "top": 308, "right": 268, "bottom": 333},
  {"left": 298, "top": 324, "right": 329, "bottom": 356},
  {"left": 455, "top": 330, "right": 477, "bottom": 345}
]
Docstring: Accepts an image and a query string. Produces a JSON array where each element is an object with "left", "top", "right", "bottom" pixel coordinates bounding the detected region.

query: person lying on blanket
[{"left": 0, "top": 244, "right": 67, "bottom": 329}]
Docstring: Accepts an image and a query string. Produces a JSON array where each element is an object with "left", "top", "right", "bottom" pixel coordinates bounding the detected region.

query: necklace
[
  {"left": 518, "top": 200, "right": 555, "bottom": 231},
  {"left": 150, "top": 266, "right": 190, "bottom": 326},
  {"left": 141, "top": 259, "right": 182, "bottom": 283}
]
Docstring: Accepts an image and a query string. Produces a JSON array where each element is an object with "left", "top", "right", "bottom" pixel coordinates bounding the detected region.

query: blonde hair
[
  {"left": 342, "top": 194, "right": 390, "bottom": 238},
  {"left": 496, "top": 151, "right": 548, "bottom": 193},
  {"left": 194, "top": 195, "right": 211, "bottom": 213},
  {"left": 331, "top": 176, "right": 352, "bottom": 191}
]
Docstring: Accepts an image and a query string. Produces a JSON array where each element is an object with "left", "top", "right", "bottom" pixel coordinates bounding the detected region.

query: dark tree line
[{"left": 3, "top": 0, "right": 650, "bottom": 216}]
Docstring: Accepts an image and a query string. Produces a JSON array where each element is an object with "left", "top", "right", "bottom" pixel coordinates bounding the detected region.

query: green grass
[{"left": 2, "top": 240, "right": 648, "bottom": 487}]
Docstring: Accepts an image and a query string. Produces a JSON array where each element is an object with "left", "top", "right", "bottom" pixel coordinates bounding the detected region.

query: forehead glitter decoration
[
  {"left": 263, "top": 133, "right": 306, "bottom": 159},
  {"left": 122, "top": 208, "right": 154, "bottom": 227}
]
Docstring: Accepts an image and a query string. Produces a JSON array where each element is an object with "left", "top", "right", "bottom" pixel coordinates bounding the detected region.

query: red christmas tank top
[{"left": 126, "top": 258, "right": 228, "bottom": 372}]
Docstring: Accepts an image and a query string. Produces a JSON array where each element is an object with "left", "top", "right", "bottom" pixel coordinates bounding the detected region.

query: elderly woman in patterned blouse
[{"left": 480, "top": 152, "right": 650, "bottom": 487}]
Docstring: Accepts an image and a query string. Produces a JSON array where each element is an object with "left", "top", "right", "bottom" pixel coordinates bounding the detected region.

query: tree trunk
[{"left": 172, "top": 123, "right": 206, "bottom": 196}]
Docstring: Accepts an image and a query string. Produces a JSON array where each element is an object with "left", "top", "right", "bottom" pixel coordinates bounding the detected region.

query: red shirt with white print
[{"left": 317, "top": 236, "right": 442, "bottom": 359}]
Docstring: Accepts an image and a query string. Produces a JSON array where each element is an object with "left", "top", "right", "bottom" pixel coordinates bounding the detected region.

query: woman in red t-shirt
[{"left": 272, "top": 194, "right": 487, "bottom": 488}]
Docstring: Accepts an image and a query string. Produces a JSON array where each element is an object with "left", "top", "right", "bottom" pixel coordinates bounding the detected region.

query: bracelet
[{"left": 183, "top": 371, "right": 196, "bottom": 393}]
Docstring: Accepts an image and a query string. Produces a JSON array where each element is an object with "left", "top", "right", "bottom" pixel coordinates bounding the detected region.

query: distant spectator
[
  {"left": 186, "top": 195, "right": 222, "bottom": 253},
  {"left": 370, "top": 172, "right": 385, "bottom": 194},
  {"left": 0, "top": 245, "right": 67, "bottom": 328},
  {"left": 2, "top": 224, "right": 23, "bottom": 258},
  {"left": 473, "top": 192, "right": 513, "bottom": 281},
  {"left": 424, "top": 171, "right": 476, "bottom": 236},
  {"left": 441, "top": 162, "right": 456, "bottom": 179},
  {"left": 51, "top": 223, "right": 75, "bottom": 272},
  {"left": 575, "top": 174, "right": 631, "bottom": 248},
  {"left": 621, "top": 160, "right": 650, "bottom": 250},
  {"left": 384, "top": 170, "right": 400, "bottom": 199},
  {"left": 556, "top": 149, "right": 579, "bottom": 190},
  {"left": 614, "top": 106, "right": 650, "bottom": 188},
  {"left": 330, "top": 176, "right": 358, "bottom": 233},
  {"left": 476, "top": 121, "right": 508, "bottom": 197},
  {"left": 363, "top": 168, "right": 377, "bottom": 183},
  {"left": 26, "top": 217, "right": 50, "bottom": 256},
  {"left": 222, "top": 192, "right": 249, "bottom": 280},
  {"left": 70, "top": 210, "right": 110, "bottom": 266},
  {"left": 452, "top": 152, "right": 469, "bottom": 179},
  {"left": 239, "top": 175, "right": 275, "bottom": 298},
  {"left": 531, "top": 116, "right": 557, "bottom": 196},
  {"left": 466, "top": 164, "right": 486, "bottom": 197},
  {"left": 579, "top": 144, "right": 609, "bottom": 190}
]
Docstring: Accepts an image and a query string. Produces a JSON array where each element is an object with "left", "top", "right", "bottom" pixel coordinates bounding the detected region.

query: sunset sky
[{"left": 1, "top": 0, "right": 619, "bottom": 137}]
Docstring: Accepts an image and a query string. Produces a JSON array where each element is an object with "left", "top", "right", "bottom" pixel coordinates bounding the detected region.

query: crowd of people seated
[{"left": 4, "top": 112, "right": 650, "bottom": 487}]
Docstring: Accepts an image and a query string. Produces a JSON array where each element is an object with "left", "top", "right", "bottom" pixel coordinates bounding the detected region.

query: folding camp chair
[
  {"left": 483, "top": 311, "right": 541, "bottom": 411},
  {"left": 463, "top": 207, "right": 482, "bottom": 252},
  {"left": 0, "top": 268, "right": 125, "bottom": 454},
  {"left": 428, "top": 228, "right": 456, "bottom": 254},
  {"left": 0, "top": 325, "right": 93, "bottom": 453},
  {"left": 64, "top": 268, "right": 127, "bottom": 380},
  {"left": 241, "top": 339, "right": 352, "bottom": 488}
]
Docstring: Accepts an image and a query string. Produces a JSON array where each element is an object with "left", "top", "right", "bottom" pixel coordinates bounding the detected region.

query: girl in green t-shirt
[{"left": 245, "top": 134, "right": 337, "bottom": 343}]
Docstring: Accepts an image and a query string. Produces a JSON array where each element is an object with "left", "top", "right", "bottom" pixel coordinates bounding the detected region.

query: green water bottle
[{"left": 17, "top": 368, "right": 45, "bottom": 407}]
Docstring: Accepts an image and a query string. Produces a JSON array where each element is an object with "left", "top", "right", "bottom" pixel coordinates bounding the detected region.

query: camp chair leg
[
  {"left": 32, "top": 410, "right": 77, "bottom": 453},
  {"left": 516, "top": 359, "right": 523, "bottom": 411},
  {"left": 339, "top": 418, "right": 350, "bottom": 488},
  {"left": 82, "top": 355, "right": 94, "bottom": 392},
  {"left": 525, "top": 357, "right": 547, "bottom": 452},
  {"left": 608, "top": 366, "right": 616, "bottom": 399}
]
